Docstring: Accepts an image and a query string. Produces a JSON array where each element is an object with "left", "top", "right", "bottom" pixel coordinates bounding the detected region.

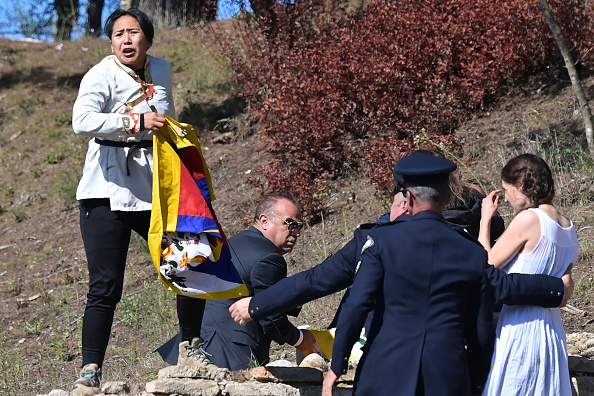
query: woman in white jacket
[{"left": 72, "top": 8, "right": 206, "bottom": 391}]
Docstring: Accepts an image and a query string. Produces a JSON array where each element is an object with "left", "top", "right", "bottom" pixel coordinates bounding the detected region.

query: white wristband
[{"left": 293, "top": 330, "right": 304, "bottom": 347}]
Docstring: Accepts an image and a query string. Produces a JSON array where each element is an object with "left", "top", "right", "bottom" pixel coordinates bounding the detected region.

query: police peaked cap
[{"left": 393, "top": 153, "right": 457, "bottom": 185}]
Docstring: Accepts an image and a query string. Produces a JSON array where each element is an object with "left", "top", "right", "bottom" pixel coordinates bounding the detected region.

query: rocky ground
[{"left": 36, "top": 333, "right": 594, "bottom": 396}]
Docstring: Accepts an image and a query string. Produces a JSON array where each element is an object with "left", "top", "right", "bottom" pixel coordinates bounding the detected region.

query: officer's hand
[
  {"left": 481, "top": 190, "right": 502, "bottom": 220},
  {"left": 322, "top": 369, "right": 339, "bottom": 396},
  {"left": 561, "top": 264, "right": 574, "bottom": 307},
  {"left": 229, "top": 297, "right": 253, "bottom": 326},
  {"left": 295, "top": 329, "right": 316, "bottom": 352},
  {"left": 144, "top": 112, "right": 166, "bottom": 132}
]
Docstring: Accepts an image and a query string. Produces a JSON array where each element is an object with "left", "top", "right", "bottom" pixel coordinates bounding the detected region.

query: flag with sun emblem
[{"left": 148, "top": 115, "right": 248, "bottom": 299}]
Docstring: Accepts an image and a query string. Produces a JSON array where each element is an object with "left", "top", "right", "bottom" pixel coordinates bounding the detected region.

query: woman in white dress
[{"left": 478, "top": 153, "right": 578, "bottom": 396}]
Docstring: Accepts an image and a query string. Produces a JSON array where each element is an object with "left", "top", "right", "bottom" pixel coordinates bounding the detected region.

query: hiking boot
[
  {"left": 72, "top": 363, "right": 102, "bottom": 393},
  {"left": 178, "top": 337, "right": 214, "bottom": 367}
]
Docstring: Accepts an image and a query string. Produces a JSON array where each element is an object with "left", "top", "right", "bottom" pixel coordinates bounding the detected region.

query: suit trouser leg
[{"left": 177, "top": 295, "right": 205, "bottom": 342}]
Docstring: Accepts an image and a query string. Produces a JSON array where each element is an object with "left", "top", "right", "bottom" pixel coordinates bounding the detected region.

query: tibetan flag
[{"left": 148, "top": 115, "right": 248, "bottom": 299}]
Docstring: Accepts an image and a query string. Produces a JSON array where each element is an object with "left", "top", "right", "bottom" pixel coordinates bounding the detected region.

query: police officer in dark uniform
[{"left": 322, "top": 153, "right": 565, "bottom": 396}]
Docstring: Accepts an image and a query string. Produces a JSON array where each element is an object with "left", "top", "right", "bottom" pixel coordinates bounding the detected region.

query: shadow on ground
[{"left": 178, "top": 96, "right": 247, "bottom": 132}]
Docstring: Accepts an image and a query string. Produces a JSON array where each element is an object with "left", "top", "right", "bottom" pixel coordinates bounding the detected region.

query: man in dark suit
[
  {"left": 323, "top": 153, "right": 496, "bottom": 396},
  {"left": 199, "top": 192, "right": 316, "bottom": 371}
]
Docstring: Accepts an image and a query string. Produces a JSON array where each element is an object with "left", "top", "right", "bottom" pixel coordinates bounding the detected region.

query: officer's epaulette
[
  {"left": 355, "top": 213, "right": 412, "bottom": 233},
  {"left": 356, "top": 222, "right": 378, "bottom": 230},
  {"left": 453, "top": 227, "right": 483, "bottom": 246},
  {"left": 370, "top": 213, "right": 412, "bottom": 229}
]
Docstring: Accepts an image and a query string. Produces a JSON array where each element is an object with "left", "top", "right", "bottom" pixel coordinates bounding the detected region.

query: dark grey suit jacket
[{"left": 200, "top": 227, "right": 301, "bottom": 370}]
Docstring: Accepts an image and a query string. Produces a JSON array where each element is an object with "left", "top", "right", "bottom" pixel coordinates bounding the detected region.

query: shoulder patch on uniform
[{"left": 360, "top": 235, "right": 375, "bottom": 255}]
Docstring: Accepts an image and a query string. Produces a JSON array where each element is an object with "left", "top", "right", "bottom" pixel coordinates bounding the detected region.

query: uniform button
[
  {"left": 550, "top": 291, "right": 554, "bottom": 295},
  {"left": 558, "top": 292, "right": 562, "bottom": 296},
  {"left": 250, "top": 310, "right": 254, "bottom": 314},
  {"left": 256, "top": 307, "right": 260, "bottom": 311}
]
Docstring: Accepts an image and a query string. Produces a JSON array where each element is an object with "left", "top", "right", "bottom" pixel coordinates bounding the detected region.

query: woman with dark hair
[
  {"left": 71, "top": 8, "right": 206, "bottom": 391},
  {"left": 445, "top": 181, "right": 505, "bottom": 244},
  {"left": 412, "top": 149, "right": 506, "bottom": 243},
  {"left": 479, "top": 153, "right": 577, "bottom": 395}
]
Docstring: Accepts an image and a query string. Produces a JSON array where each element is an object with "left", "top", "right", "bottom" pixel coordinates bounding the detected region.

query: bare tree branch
[{"left": 539, "top": 0, "right": 594, "bottom": 159}]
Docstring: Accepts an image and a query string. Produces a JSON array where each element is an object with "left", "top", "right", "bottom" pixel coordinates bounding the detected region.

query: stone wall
[
  {"left": 569, "top": 332, "right": 594, "bottom": 396},
  {"left": 41, "top": 332, "right": 594, "bottom": 396}
]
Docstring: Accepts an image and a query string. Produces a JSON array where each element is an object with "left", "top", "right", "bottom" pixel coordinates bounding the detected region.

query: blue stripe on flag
[{"left": 176, "top": 215, "right": 222, "bottom": 238}]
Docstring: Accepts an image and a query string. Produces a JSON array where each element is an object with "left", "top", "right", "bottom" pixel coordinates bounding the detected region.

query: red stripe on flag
[{"left": 177, "top": 147, "right": 215, "bottom": 221}]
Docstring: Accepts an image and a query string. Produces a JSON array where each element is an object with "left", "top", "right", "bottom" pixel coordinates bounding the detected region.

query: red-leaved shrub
[{"left": 211, "top": 0, "right": 594, "bottom": 219}]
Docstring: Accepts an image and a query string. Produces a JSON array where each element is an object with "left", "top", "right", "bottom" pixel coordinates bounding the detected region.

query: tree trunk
[
  {"left": 172, "top": 0, "right": 217, "bottom": 24},
  {"left": 121, "top": 0, "right": 140, "bottom": 10},
  {"left": 55, "top": 0, "right": 80, "bottom": 40},
  {"left": 250, "top": 0, "right": 278, "bottom": 38},
  {"left": 154, "top": 0, "right": 217, "bottom": 25},
  {"left": 194, "top": 0, "right": 217, "bottom": 22},
  {"left": 539, "top": 0, "right": 594, "bottom": 159},
  {"left": 86, "top": 0, "right": 104, "bottom": 36}
]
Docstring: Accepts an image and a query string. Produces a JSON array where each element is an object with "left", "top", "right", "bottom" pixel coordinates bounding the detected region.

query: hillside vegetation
[
  {"left": 213, "top": 0, "right": 594, "bottom": 217},
  {"left": 0, "top": 12, "right": 593, "bottom": 396}
]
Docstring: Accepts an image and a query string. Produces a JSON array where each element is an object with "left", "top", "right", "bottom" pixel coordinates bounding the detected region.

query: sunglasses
[{"left": 282, "top": 218, "right": 304, "bottom": 232}]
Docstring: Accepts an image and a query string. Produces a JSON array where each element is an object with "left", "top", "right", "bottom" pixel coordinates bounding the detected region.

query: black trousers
[{"left": 79, "top": 199, "right": 205, "bottom": 367}]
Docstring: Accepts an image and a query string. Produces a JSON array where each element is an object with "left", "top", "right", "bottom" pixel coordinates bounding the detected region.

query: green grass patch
[
  {"left": 130, "top": 233, "right": 151, "bottom": 256},
  {"left": 10, "top": 209, "right": 26, "bottom": 223},
  {"left": 31, "top": 167, "right": 44, "bottom": 178},
  {"left": 24, "top": 317, "right": 45, "bottom": 336},
  {"left": 0, "top": 335, "right": 24, "bottom": 395},
  {"left": 45, "top": 151, "right": 65, "bottom": 164},
  {"left": 46, "top": 128, "right": 64, "bottom": 139},
  {"left": 574, "top": 272, "right": 594, "bottom": 297},
  {"left": 54, "top": 112, "right": 72, "bottom": 126},
  {"left": 49, "top": 330, "right": 73, "bottom": 361},
  {"left": 52, "top": 169, "right": 80, "bottom": 203},
  {"left": 3, "top": 185, "right": 14, "bottom": 198}
]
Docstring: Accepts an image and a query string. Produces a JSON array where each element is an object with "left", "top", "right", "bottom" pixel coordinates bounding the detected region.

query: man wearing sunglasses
[{"left": 196, "top": 192, "right": 316, "bottom": 371}]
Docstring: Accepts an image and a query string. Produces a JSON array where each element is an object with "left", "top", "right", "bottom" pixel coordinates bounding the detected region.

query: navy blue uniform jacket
[
  {"left": 200, "top": 227, "right": 301, "bottom": 370},
  {"left": 331, "top": 211, "right": 493, "bottom": 395}
]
